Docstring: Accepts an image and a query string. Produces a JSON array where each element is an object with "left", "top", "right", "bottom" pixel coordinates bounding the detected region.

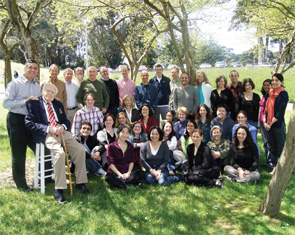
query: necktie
[{"left": 47, "top": 102, "right": 58, "bottom": 136}]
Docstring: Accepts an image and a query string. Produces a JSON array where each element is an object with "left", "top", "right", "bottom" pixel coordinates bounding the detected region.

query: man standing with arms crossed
[{"left": 3, "top": 60, "right": 41, "bottom": 191}]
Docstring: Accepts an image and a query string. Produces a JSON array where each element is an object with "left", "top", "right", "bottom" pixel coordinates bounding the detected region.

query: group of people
[{"left": 3, "top": 60, "right": 288, "bottom": 204}]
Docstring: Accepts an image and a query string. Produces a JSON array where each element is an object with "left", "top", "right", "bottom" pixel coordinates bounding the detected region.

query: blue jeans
[
  {"left": 248, "top": 120, "right": 258, "bottom": 129},
  {"left": 86, "top": 158, "right": 105, "bottom": 175},
  {"left": 260, "top": 121, "right": 272, "bottom": 167},
  {"left": 167, "top": 150, "right": 176, "bottom": 172},
  {"left": 145, "top": 170, "right": 183, "bottom": 186},
  {"left": 154, "top": 106, "right": 169, "bottom": 124},
  {"left": 266, "top": 123, "right": 286, "bottom": 167}
]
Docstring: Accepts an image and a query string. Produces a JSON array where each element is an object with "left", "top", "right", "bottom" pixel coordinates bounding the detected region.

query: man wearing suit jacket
[{"left": 25, "top": 83, "right": 89, "bottom": 204}]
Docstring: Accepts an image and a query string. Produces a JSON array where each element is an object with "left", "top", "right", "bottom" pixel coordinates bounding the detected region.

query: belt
[{"left": 67, "top": 106, "right": 78, "bottom": 110}]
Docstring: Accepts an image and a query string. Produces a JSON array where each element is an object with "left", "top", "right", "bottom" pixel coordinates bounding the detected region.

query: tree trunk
[
  {"left": 260, "top": 105, "right": 295, "bottom": 217},
  {"left": 258, "top": 37, "right": 264, "bottom": 64},
  {"left": 4, "top": 56, "right": 13, "bottom": 88}
]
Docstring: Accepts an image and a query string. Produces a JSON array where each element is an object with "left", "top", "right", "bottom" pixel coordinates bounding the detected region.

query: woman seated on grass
[
  {"left": 139, "top": 104, "right": 158, "bottom": 133},
  {"left": 174, "top": 107, "right": 189, "bottom": 140},
  {"left": 96, "top": 113, "right": 117, "bottom": 169},
  {"left": 140, "top": 126, "right": 183, "bottom": 186},
  {"left": 127, "top": 121, "right": 148, "bottom": 167},
  {"left": 120, "top": 95, "right": 140, "bottom": 123},
  {"left": 162, "top": 121, "right": 178, "bottom": 175},
  {"left": 232, "top": 110, "right": 260, "bottom": 155},
  {"left": 224, "top": 126, "right": 260, "bottom": 183},
  {"left": 207, "top": 126, "right": 230, "bottom": 175},
  {"left": 184, "top": 129, "right": 223, "bottom": 188},
  {"left": 194, "top": 104, "right": 212, "bottom": 144},
  {"left": 105, "top": 125, "right": 145, "bottom": 189},
  {"left": 115, "top": 111, "right": 132, "bottom": 128}
]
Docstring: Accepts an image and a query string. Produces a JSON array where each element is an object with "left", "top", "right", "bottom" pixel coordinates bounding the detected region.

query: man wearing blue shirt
[
  {"left": 149, "top": 64, "right": 171, "bottom": 123},
  {"left": 134, "top": 70, "right": 158, "bottom": 111},
  {"left": 3, "top": 60, "right": 42, "bottom": 192}
]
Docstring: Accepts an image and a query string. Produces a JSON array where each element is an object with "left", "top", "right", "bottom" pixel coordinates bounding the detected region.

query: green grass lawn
[{"left": 1, "top": 62, "right": 295, "bottom": 234}]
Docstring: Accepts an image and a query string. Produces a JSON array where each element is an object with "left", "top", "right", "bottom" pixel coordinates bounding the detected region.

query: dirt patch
[{"left": 0, "top": 160, "right": 35, "bottom": 188}]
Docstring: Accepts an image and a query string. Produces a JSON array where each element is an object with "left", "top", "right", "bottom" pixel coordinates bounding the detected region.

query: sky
[{"left": 196, "top": 0, "right": 257, "bottom": 54}]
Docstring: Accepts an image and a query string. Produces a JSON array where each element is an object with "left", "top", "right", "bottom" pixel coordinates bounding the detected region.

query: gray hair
[
  {"left": 43, "top": 83, "right": 58, "bottom": 95},
  {"left": 25, "top": 60, "right": 38, "bottom": 69},
  {"left": 63, "top": 68, "right": 74, "bottom": 76}
]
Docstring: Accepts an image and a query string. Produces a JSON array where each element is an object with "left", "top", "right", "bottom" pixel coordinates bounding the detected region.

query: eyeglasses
[{"left": 82, "top": 127, "right": 91, "bottom": 131}]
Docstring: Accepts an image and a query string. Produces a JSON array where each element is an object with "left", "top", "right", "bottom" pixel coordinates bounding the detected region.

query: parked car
[
  {"left": 231, "top": 62, "right": 243, "bottom": 67},
  {"left": 245, "top": 63, "right": 254, "bottom": 68},
  {"left": 214, "top": 61, "right": 227, "bottom": 68},
  {"left": 199, "top": 63, "right": 212, "bottom": 69},
  {"left": 114, "top": 65, "right": 126, "bottom": 72},
  {"left": 107, "top": 68, "right": 113, "bottom": 72},
  {"left": 257, "top": 62, "right": 272, "bottom": 67},
  {"left": 138, "top": 65, "right": 150, "bottom": 71}
]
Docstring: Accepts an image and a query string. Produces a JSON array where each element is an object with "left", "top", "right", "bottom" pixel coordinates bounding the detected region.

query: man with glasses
[
  {"left": 25, "top": 83, "right": 89, "bottom": 204},
  {"left": 149, "top": 64, "right": 171, "bottom": 123},
  {"left": 76, "top": 66, "right": 109, "bottom": 114},
  {"left": 41, "top": 64, "right": 67, "bottom": 113},
  {"left": 173, "top": 73, "right": 199, "bottom": 120},
  {"left": 3, "top": 60, "right": 41, "bottom": 192},
  {"left": 99, "top": 66, "right": 120, "bottom": 118}
]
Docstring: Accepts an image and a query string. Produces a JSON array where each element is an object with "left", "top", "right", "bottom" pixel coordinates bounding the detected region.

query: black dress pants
[
  {"left": 6, "top": 112, "right": 36, "bottom": 188},
  {"left": 184, "top": 166, "right": 219, "bottom": 187},
  {"left": 105, "top": 170, "right": 145, "bottom": 189}
]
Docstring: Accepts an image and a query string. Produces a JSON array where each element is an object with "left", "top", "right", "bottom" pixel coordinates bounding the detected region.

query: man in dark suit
[{"left": 25, "top": 83, "right": 89, "bottom": 204}]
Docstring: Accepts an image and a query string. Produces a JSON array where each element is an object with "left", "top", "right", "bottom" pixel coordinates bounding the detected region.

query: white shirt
[{"left": 65, "top": 81, "right": 79, "bottom": 108}]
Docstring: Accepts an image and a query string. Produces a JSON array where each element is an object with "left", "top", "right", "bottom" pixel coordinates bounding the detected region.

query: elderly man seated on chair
[{"left": 25, "top": 83, "right": 89, "bottom": 204}]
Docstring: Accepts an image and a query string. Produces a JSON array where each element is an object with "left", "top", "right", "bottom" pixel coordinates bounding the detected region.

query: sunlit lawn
[{"left": 0, "top": 63, "right": 295, "bottom": 234}]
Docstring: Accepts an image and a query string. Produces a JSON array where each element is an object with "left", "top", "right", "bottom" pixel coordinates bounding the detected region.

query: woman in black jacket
[{"left": 184, "top": 129, "right": 223, "bottom": 188}]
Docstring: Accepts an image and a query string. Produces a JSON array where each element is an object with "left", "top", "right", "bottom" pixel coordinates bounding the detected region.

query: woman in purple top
[{"left": 105, "top": 124, "right": 145, "bottom": 189}]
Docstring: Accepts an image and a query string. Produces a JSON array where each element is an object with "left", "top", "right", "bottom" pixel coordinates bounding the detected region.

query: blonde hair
[
  {"left": 121, "top": 95, "right": 134, "bottom": 109},
  {"left": 197, "top": 71, "right": 211, "bottom": 85},
  {"left": 176, "top": 107, "right": 189, "bottom": 118},
  {"left": 115, "top": 112, "right": 132, "bottom": 127}
]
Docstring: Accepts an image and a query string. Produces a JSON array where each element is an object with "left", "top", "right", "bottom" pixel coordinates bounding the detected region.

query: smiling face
[
  {"left": 85, "top": 95, "right": 95, "bottom": 108},
  {"left": 237, "top": 128, "right": 247, "bottom": 144},
  {"left": 155, "top": 66, "right": 163, "bottom": 77},
  {"left": 217, "top": 107, "right": 227, "bottom": 120},
  {"left": 121, "top": 66, "right": 129, "bottom": 78},
  {"left": 237, "top": 113, "right": 247, "bottom": 125},
  {"left": 271, "top": 76, "right": 283, "bottom": 90},
  {"left": 42, "top": 84, "right": 57, "bottom": 103},
  {"left": 192, "top": 131, "right": 203, "bottom": 146},
  {"left": 197, "top": 72, "right": 204, "bottom": 85},
  {"left": 150, "top": 128, "right": 160, "bottom": 142},
  {"left": 166, "top": 112, "right": 174, "bottom": 122},
  {"left": 186, "top": 121, "right": 195, "bottom": 134},
  {"left": 199, "top": 106, "right": 207, "bottom": 119},
  {"left": 212, "top": 128, "right": 221, "bottom": 141},
  {"left": 181, "top": 74, "right": 190, "bottom": 87},
  {"left": 64, "top": 69, "right": 73, "bottom": 83},
  {"left": 230, "top": 71, "right": 239, "bottom": 83},
  {"left": 104, "top": 116, "right": 114, "bottom": 128},
  {"left": 100, "top": 67, "right": 109, "bottom": 80},
  {"left": 124, "top": 97, "right": 132, "bottom": 107},
  {"left": 118, "top": 127, "right": 130, "bottom": 141},
  {"left": 141, "top": 71, "right": 149, "bottom": 84},
  {"left": 88, "top": 67, "right": 98, "bottom": 81},
  {"left": 263, "top": 81, "right": 271, "bottom": 93},
  {"left": 118, "top": 114, "right": 127, "bottom": 125},
  {"left": 171, "top": 68, "right": 179, "bottom": 80},
  {"left": 49, "top": 64, "right": 59, "bottom": 79},
  {"left": 163, "top": 122, "right": 172, "bottom": 136},
  {"left": 244, "top": 82, "right": 252, "bottom": 92},
  {"left": 24, "top": 62, "right": 38, "bottom": 81},
  {"left": 141, "top": 106, "right": 150, "bottom": 117},
  {"left": 80, "top": 124, "right": 92, "bottom": 137},
  {"left": 217, "top": 78, "right": 225, "bottom": 89},
  {"left": 178, "top": 111, "right": 187, "bottom": 122},
  {"left": 133, "top": 123, "right": 142, "bottom": 135}
]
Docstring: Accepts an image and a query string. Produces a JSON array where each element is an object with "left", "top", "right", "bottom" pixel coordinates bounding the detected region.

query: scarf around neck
[{"left": 264, "top": 86, "right": 284, "bottom": 124}]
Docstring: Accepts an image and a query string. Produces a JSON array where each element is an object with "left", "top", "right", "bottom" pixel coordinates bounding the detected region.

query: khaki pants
[
  {"left": 66, "top": 108, "right": 78, "bottom": 127},
  {"left": 45, "top": 131, "right": 87, "bottom": 189}
]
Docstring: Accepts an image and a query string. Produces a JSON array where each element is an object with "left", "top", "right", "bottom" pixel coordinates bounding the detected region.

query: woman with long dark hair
[
  {"left": 263, "top": 73, "right": 289, "bottom": 175},
  {"left": 224, "top": 126, "right": 260, "bottom": 183},
  {"left": 194, "top": 104, "right": 212, "bottom": 144}
]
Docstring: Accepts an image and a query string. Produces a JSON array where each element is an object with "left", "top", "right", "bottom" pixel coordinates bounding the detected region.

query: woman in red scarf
[{"left": 263, "top": 73, "right": 289, "bottom": 175}]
